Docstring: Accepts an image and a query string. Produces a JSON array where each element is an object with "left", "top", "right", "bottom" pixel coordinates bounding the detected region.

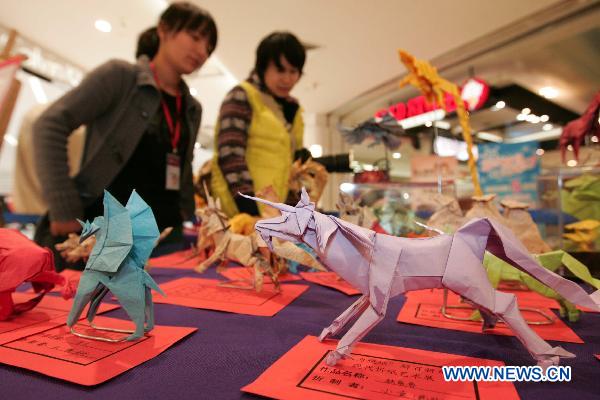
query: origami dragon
[
  {"left": 559, "top": 91, "right": 600, "bottom": 162},
  {"left": 426, "top": 194, "right": 596, "bottom": 322},
  {"left": 398, "top": 50, "right": 481, "bottom": 195},
  {"left": 67, "top": 190, "right": 164, "bottom": 341},
  {"left": 482, "top": 251, "right": 600, "bottom": 322},
  {"left": 0, "top": 228, "right": 74, "bottom": 320},
  {"left": 244, "top": 188, "right": 600, "bottom": 368}
]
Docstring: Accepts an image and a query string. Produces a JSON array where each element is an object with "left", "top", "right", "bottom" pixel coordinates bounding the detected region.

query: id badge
[{"left": 166, "top": 153, "right": 181, "bottom": 190}]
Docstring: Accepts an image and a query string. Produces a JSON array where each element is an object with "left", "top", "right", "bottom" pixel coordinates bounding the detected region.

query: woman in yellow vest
[{"left": 211, "top": 31, "right": 306, "bottom": 217}]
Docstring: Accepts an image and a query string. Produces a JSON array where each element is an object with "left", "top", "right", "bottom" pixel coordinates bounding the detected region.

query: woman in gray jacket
[{"left": 33, "top": 2, "right": 217, "bottom": 270}]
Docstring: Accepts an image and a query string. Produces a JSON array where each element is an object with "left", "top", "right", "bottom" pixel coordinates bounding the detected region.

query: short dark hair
[
  {"left": 159, "top": 2, "right": 218, "bottom": 54},
  {"left": 255, "top": 31, "right": 306, "bottom": 82},
  {"left": 136, "top": 27, "right": 159, "bottom": 59}
]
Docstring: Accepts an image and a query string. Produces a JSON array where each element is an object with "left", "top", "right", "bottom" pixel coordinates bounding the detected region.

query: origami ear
[
  {"left": 300, "top": 187, "right": 310, "bottom": 205},
  {"left": 76, "top": 219, "right": 86, "bottom": 229},
  {"left": 313, "top": 212, "right": 337, "bottom": 253}
]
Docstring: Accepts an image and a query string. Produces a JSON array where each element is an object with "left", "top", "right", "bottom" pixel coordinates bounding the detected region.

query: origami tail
[
  {"left": 144, "top": 271, "right": 165, "bottom": 296},
  {"left": 462, "top": 218, "right": 600, "bottom": 312}
]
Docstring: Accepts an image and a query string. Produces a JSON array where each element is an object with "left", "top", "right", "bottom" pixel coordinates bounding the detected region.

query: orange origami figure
[
  {"left": 398, "top": 50, "right": 481, "bottom": 195},
  {"left": 0, "top": 229, "right": 74, "bottom": 320}
]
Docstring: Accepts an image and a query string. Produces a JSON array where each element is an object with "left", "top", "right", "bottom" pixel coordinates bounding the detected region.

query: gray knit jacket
[{"left": 33, "top": 56, "right": 201, "bottom": 222}]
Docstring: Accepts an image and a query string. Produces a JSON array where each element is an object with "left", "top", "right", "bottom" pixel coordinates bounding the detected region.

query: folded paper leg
[
  {"left": 319, "top": 295, "right": 369, "bottom": 342},
  {"left": 327, "top": 304, "right": 385, "bottom": 366}
]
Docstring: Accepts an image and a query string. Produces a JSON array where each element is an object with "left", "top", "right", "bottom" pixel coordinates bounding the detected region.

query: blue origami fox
[{"left": 67, "top": 190, "right": 165, "bottom": 341}]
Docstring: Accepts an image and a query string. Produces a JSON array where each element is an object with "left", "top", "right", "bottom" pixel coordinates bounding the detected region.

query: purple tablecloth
[{"left": 1, "top": 264, "right": 599, "bottom": 399}]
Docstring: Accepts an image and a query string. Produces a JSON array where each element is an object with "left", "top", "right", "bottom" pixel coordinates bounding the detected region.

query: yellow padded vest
[{"left": 211, "top": 81, "right": 304, "bottom": 217}]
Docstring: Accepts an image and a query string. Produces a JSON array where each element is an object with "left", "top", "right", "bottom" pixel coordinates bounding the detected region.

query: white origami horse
[{"left": 242, "top": 188, "right": 600, "bottom": 368}]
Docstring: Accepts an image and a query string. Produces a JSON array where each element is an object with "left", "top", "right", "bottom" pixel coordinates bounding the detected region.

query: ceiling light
[
  {"left": 402, "top": 193, "right": 410, "bottom": 200},
  {"left": 425, "top": 121, "right": 432, "bottom": 127},
  {"left": 539, "top": 86, "right": 559, "bottom": 99},
  {"left": 340, "top": 183, "right": 355, "bottom": 193},
  {"left": 540, "top": 115, "right": 549, "bottom": 122},
  {"left": 592, "top": 136, "right": 599, "bottom": 143},
  {"left": 398, "top": 109, "right": 446, "bottom": 129},
  {"left": 392, "top": 152, "right": 402, "bottom": 159},
  {"left": 530, "top": 115, "right": 541, "bottom": 124},
  {"left": 521, "top": 108, "right": 531, "bottom": 115},
  {"left": 567, "top": 159, "right": 577, "bottom": 167},
  {"left": 29, "top": 76, "right": 48, "bottom": 104},
  {"left": 309, "top": 144, "right": 323, "bottom": 158},
  {"left": 432, "top": 121, "right": 451, "bottom": 130},
  {"left": 505, "top": 128, "right": 562, "bottom": 143},
  {"left": 3, "top": 135, "right": 18, "bottom": 147},
  {"left": 476, "top": 132, "right": 503, "bottom": 143},
  {"left": 95, "top": 19, "right": 112, "bottom": 33},
  {"left": 536, "top": 148, "right": 545, "bottom": 156},
  {"left": 516, "top": 114, "right": 526, "bottom": 121},
  {"left": 542, "top": 124, "right": 553, "bottom": 131},
  {"left": 190, "top": 87, "right": 198, "bottom": 96},
  {"left": 494, "top": 101, "right": 505, "bottom": 109},
  {"left": 567, "top": 144, "right": 573, "bottom": 151}
]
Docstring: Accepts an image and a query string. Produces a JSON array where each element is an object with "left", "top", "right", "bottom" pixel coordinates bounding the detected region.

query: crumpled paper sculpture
[
  {"left": 67, "top": 190, "right": 164, "bottom": 341},
  {"left": 243, "top": 188, "right": 600, "bottom": 368},
  {"left": 0, "top": 229, "right": 74, "bottom": 320},
  {"left": 430, "top": 194, "right": 552, "bottom": 255},
  {"left": 337, "top": 191, "right": 387, "bottom": 234},
  {"left": 425, "top": 193, "right": 466, "bottom": 235},
  {"left": 500, "top": 199, "right": 552, "bottom": 254},
  {"left": 195, "top": 191, "right": 325, "bottom": 291}
]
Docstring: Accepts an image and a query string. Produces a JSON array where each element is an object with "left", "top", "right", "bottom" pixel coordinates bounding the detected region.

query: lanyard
[{"left": 150, "top": 63, "right": 182, "bottom": 153}]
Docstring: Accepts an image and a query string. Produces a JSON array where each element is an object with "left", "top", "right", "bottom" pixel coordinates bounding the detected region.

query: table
[{"left": 1, "top": 263, "right": 599, "bottom": 399}]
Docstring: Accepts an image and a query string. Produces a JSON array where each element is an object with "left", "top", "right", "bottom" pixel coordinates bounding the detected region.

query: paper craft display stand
[
  {"left": 440, "top": 286, "right": 555, "bottom": 325},
  {"left": 0, "top": 293, "right": 119, "bottom": 343},
  {"left": 398, "top": 289, "right": 584, "bottom": 344}
]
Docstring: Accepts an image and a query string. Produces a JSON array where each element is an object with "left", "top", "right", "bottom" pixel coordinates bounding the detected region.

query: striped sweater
[{"left": 216, "top": 74, "right": 299, "bottom": 215}]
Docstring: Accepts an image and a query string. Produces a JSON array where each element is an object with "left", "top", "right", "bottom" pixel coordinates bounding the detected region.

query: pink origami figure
[
  {"left": 559, "top": 91, "right": 600, "bottom": 162},
  {"left": 0, "top": 229, "right": 74, "bottom": 320},
  {"left": 242, "top": 189, "right": 600, "bottom": 368}
]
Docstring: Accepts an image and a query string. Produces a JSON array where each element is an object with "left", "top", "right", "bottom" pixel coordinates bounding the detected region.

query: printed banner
[{"left": 477, "top": 142, "right": 540, "bottom": 206}]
